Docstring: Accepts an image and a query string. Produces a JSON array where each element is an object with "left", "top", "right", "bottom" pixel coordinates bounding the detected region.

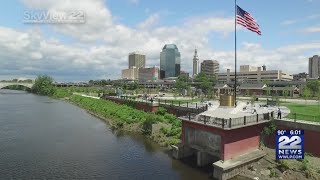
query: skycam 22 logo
[{"left": 276, "top": 130, "right": 304, "bottom": 160}]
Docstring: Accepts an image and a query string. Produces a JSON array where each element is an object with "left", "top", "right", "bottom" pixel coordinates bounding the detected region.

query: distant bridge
[{"left": 0, "top": 82, "right": 34, "bottom": 89}]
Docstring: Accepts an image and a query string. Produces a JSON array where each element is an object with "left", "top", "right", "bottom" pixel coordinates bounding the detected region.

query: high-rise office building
[
  {"left": 160, "top": 44, "right": 181, "bottom": 79},
  {"left": 200, "top": 60, "right": 219, "bottom": 77},
  {"left": 193, "top": 49, "right": 200, "bottom": 77},
  {"left": 308, "top": 55, "right": 320, "bottom": 79},
  {"left": 128, "top": 52, "right": 146, "bottom": 69}
]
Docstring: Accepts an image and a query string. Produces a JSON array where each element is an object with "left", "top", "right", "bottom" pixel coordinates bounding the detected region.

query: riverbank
[
  {"left": 25, "top": 84, "right": 320, "bottom": 180},
  {"left": 60, "top": 93, "right": 320, "bottom": 180},
  {"left": 65, "top": 94, "right": 181, "bottom": 147},
  {"left": 239, "top": 147, "right": 320, "bottom": 180}
]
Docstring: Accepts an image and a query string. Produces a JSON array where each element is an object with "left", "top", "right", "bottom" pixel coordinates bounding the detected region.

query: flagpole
[{"left": 234, "top": 0, "right": 237, "bottom": 107}]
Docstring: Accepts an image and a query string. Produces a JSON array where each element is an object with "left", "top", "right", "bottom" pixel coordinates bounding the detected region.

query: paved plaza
[{"left": 199, "top": 100, "right": 290, "bottom": 119}]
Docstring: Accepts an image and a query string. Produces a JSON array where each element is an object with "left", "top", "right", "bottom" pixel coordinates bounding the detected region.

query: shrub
[
  {"left": 156, "top": 107, "right": 167, "bottom": 116},
  {"left": 68, "top": 95, "right": 183, "bottom": 141},
  {"left": 31, "top": 75, "right": 56, "bottom": 96},
  {"left": 142, "top": 114, "right": 157, "bottom": 135},
  {"left": 160, "top": 127, "right": 169, "bottom": 135},
  {"left": 270, "top": 169, "right": 279, "bottom": 178},
  {"left": 300, "top": 158, "right": 309, "bottom": 171},
  {"left": 277, "top": 160, "right": 290, "bottom": 172}
]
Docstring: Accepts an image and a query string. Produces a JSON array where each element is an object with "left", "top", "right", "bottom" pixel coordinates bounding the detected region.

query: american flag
[{"left": 236, "top": 5, "right": 261, "bottom": 35}]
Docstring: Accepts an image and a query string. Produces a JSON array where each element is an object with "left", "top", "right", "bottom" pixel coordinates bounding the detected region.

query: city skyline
[{"left": 0, "top": 0, "right": 319, "bottom": 81}]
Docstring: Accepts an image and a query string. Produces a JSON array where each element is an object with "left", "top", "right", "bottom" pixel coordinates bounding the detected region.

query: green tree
[
  {"left": 201, "top": 80, "right": 212, "bottom": 97},
  {"left": 132, "top": 81, "right": 138, "bottom": 90},
  {"left": 31, "top": 75, "right": 56, "bottom": 96},
  {"left": 122, "top": 82, "right": 128, "bottom": 90},
  {"left": 194, "top": 72, "right": 214, "bottom": 97},
  {"left": 176, "top": 75, "right": 188, "bottom": 90},
  {"left": 306, "top": 80, "right": 319, "bottom": 97},
  {"left": 175, "top": 75, "right": 189, "bottom": 97},
  {"left": 194, "top": 72, "right": 207, "bottom": 82},
  {"left": 101, "top": 79, "right": 107, "bottom": 86},
  {"left": 208, "top": 75, "right": 216, "bottom": 83}
]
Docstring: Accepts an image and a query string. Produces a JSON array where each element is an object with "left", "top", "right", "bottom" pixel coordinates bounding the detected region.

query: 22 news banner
[{"left": 276, "top": 129, "right": 304, "bottom": 160}]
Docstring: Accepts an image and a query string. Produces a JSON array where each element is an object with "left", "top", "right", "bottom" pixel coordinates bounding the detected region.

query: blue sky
[
  {"left": 0, "top": 0, "right": 319, "bottom": 81},
  {"left": 107, "top": 0, "right": 319, "bottom": 50}
]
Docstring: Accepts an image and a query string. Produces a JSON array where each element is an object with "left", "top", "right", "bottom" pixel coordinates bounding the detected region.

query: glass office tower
[{"left": 160, "top": 44, "right": 181, "bottom": 79}]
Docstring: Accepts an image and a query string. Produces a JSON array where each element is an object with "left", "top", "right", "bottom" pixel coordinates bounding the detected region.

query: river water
[
  {"left": 0, "top": 90, "right": 211, "bottom": 179},
  {"left": 0, "top": 90, "right": 247, "bottom": 180}
]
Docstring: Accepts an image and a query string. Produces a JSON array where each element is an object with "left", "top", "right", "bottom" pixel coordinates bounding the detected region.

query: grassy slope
[
  {"left": 67, "top": 95, "right": 182, "bottom": 146},
  {"left": 285, "top": 104, "right": 320, "bottom": 122}
]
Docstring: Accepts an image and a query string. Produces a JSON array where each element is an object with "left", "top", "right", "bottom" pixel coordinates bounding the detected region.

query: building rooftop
[
  {"left": 202, "top": 60, "right": 219, "bottom": 64},
  {"left": 162, "top": 44, "right": 178, "bottom": 50},
  {"left": 239, "top": 83, "right": 266, "bottom": 89},
  {"left": 129, "top": 51, "right": 144, "bottom": 55}
]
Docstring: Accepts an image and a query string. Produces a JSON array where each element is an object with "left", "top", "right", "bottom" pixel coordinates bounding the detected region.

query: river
[{"left": 0, "top": 90, "right": 248, "bottom": 180}]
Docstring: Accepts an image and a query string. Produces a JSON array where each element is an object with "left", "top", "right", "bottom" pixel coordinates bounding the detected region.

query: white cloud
[
  {"left": 277, "top": 41, "right": 320, "bottom": 53},
  {"left": 0, "top": 0, "right": 318, "bottom": 81},
  {"left": 242, "top": 42, "right": 262, "bottom": 50},
  {"left": 300, "top": 26, "right": 320, "bottom": 33},
  {"left": 214, "top": 41, "right": 319, "bottom": 75},
  {"left": 138, "top": 13, "right": 159, "bottom": 29},
  {"left": 281, "top": 20, "right": 297, "bottom": 25},
  {"left": 281, "top": 13, "right": 320, "bottom": 26}
]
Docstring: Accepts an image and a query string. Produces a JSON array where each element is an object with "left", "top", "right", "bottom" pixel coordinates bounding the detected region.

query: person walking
[{"left": 277, "top": 108, "right": 282, "bottom": 119}]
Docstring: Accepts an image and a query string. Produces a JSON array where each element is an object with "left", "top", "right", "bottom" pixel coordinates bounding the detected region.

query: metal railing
[
  {"left": 180, "top": 111, "right": 273, "bottom": 129},
  {"left": 285, "top": 113, "right": 320, "bottom": 123},
  {"left": 157, "top": 98, "right": 208, "bottom": 108}
]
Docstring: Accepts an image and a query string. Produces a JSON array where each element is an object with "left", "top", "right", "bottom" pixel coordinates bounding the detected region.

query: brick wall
[
  {"left": 222, "top": 124, "right": 265, "bottom": 160},
  {"left": 182, "top": 120, "right": 266, "bottom": 161}
]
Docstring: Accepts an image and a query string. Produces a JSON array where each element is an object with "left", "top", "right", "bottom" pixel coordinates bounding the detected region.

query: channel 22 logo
[{"left": 276, "top": 130, "right": 304, "bottom": 160}]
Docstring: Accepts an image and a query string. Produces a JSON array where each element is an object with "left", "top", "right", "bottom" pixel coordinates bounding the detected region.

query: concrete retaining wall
[{"left": 213, "top": 160, "right": 260, "bottom": 180}]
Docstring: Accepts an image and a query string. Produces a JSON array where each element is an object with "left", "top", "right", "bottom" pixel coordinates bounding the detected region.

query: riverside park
[{"left": 2, "top": 76, "right": 320, "bottom": 180}]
